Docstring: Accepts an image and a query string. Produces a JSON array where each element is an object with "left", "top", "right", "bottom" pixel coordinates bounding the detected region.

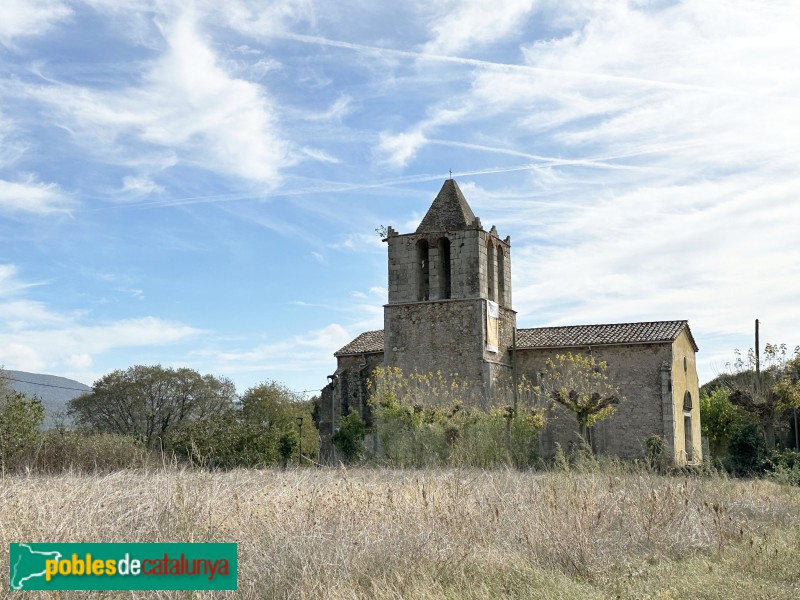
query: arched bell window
[
  {"left": 497, "top": 246, "right": 505, "bottom": 306},
  {"left": 438, "top": 237, "right": 451, "bottom": 299},
  {"left": 683, "top": 390, "right": 693, "bottom": 411},
  {"left": 486, "top": 240, "right": 496, "bottom": 302},
  {"left": 416, "top": 240, "right": 429, "bottom": 301}
]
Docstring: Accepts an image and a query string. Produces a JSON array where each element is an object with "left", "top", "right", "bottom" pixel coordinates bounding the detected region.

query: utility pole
[{"left": 297, "top": 416, "right": 303, "bottom": 465}]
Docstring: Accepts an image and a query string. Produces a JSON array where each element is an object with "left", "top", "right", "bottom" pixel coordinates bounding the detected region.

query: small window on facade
[
  {"left": 683, "top": 390, "right": 692, "bottom": 411},
  {"left": 416, "top": 240, "right": 429, "bottom": 301},
  {"left": 684, "top": 356, "right": 688, "bottom": 373}
]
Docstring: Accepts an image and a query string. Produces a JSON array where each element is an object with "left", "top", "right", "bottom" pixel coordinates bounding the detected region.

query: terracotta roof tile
[
  {"left": 334, "top": 321, "right": 698, "bottom": 358},
  {"left": 516, "top": 320, "right": 697, "bottom": 351},
  {"left": 334, "top": 329, "right": 385, "bottom": 356}
]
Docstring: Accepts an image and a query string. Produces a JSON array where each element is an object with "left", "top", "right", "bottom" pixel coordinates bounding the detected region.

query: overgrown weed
[{"left": 1, "top": 466, "right": 798, "bottom": 598}]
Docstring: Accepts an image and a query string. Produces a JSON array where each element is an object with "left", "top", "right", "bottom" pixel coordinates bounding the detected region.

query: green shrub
[
  {"left": 168, "top": 414, "right": 280, "bottom": 469},
  {"left": 552, "top": 443, "right": 569, "bottom": 472},
  {"left": 19, "top": 430, "right": 154, "bottom": 473},
  {"left": 332, "top": 412, "right": 366, "bottom": 463},
  {"left": 372, "top": 396, "right": 543, "bottom": 468},
  {"left": 700, "top": 387, "right": 742, "bottom": 458},
  {"left": 448, "top": 407, "right": 542, "bottom": 468},
  {"left": 767, "top": 449, "right": 800, "bottom": 486},
  {"left": 645, "top": 435, "right": 668, "bottom": 474},
  {"left": 278, "top": 430, "right": 299, "bottom": 468},
  {"left": 0, "top": 395, "right": 45, "bottom": 471},
  {"left": 365, "top": 368, "right": 545, "bottom": 468},
  {"left": 726, "top": 423, "right": 767, "bottom": 475}
]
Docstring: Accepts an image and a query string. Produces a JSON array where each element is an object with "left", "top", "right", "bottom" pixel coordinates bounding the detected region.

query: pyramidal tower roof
[{"left": 416, "top": 179, "right": 477, "bottom": 233}]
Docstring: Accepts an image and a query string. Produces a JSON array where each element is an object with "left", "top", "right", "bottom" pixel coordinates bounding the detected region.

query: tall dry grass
[{"left": 1, "top": 466, "right": 799, "bottom": 599}]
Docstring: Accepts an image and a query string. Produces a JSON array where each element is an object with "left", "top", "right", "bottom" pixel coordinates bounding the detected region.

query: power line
[
  {"left": 1, "top": 374, "right": 322, "bottom": 398},
  {"left": 0, "top": 374, "right": 90, "bottom": 393}
]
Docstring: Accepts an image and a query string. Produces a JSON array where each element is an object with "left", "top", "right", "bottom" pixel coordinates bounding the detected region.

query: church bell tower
[{"left": 383, "top": 179, "right": 516, "bottom": 402}]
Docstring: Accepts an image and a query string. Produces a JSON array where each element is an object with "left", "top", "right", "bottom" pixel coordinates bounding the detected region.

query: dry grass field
[{"left": 1, "top": 466, "right": 799, "bottom": 599}]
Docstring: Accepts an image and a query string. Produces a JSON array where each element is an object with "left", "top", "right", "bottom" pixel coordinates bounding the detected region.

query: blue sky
[{"left": 1, "top": 0, "right": 799, "bottom": 397}]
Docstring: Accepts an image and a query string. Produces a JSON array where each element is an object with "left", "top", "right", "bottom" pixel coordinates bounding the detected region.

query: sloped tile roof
[
  {"left": 334, "top": 329, "right": 385, "bottom": 356},
  {"left": 334, "top": 321, "right": 698, "bottom": 358},
  {"left": 516, "top": 320, "right": 697, "bottom": 351}
]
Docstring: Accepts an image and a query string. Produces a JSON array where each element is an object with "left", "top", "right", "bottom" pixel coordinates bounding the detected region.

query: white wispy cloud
[
  {"left": 120, "top": 175, "right": 164, "bottom": 197},
  {"left": 192, "top": 323, "right": 351, "bottom": 384},
  {"left": 302, "top": 95, "right": 352, "bottom": 122},
  {"left": 329, "top": 232, "right": 384, "bottom": 252},
  {"left": 0, "top": 265, "right": 202, "bottom": 379},
  {"left": 368, "top": 0, "right": 800, "bottom": 384},
  {"left": 370, "top": 1, "right": 799, "bottom": 168},
  {"left": 0, "top": 176, "right": 72, "bottom": 214},
  {"left": 0, "top": 315, "right": 202, "bottom": 375},
  {"left": 24, "top": 8, "right": 293, "bottom": 187},
  {"left": 0, "top": 0, "right": 72, "bottom": 47},
  {"left": 0, "top": 312, "right": 201, "bottom": 370},
  {"left": 421, "top": 0, "right": 536, "bottom": 55},
  {"left": 0, "top": 265, "right": 41, "bottom": 297},
  {"left": 510, "top": 171, "right": 800, "bottom": 383},
  {"left": 0, "top": 114, "right": 28, "bottom": 168},
  {"left": 193, "top": 283, "right": 386, "bottom": 392},
  {"left": 207, "top": 0, "right": 315, "bottom": 37},
  {"left": 300, "top": 147, "right": 340, "bottom": 164},
  {"left": 377, "top": 129, "right": 427, "bottom": 168},
  {"left": 0, "top": 299, "right": 68, "bottom": 330}
]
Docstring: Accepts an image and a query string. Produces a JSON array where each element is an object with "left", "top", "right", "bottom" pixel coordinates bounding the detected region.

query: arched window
[
  {"left": 416, "top": 240, "right": 429, "bottom": 301},
  {"left": 438, "top": 237, "right": 451, "bottom": 299},
  {"left": 486, "top": 240, "right": 496, "bottom": 302},
  {"left": 683, "top": 390, "right": 693, "bottom": 411},
  {"left": 497, "top": 246, "right": 505, "bottom": 306}
]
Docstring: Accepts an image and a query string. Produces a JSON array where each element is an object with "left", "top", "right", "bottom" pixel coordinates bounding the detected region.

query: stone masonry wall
[
  {"left": 516, "top": 343, "right": 674, "bottom": 459},
  {"left": 318, "top": 352, "right": 383, "bottom": 462},
  {"left": 387, "top": 229, "right": 482, "bottom": 303},
  {"left": 334, "top": 353, "right": 384, "bottom": 425},
  {"left": 476, "top": 229, "right": 512, "bottom": 309},
  {"left": 382, "top": 299, "right": 517, "bottom": 409},
  {"left": 386, "top": 227, "right": 511, "bottom": 306},
  {"left": 484, "top": 305, "right": 516, "bottom": 400},
  {"left": 384, "top": 300, "right": 485, "bottom": 387}
]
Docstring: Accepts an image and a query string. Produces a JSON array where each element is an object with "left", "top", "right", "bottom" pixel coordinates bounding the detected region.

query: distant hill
[{"left": 2, "top": 370, "right": 91, "bottom": 429}]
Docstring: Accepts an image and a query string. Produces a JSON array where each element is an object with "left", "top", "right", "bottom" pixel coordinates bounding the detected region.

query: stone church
[{"left": 319, "top": 179, "right": 701, "bottom": 465}]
